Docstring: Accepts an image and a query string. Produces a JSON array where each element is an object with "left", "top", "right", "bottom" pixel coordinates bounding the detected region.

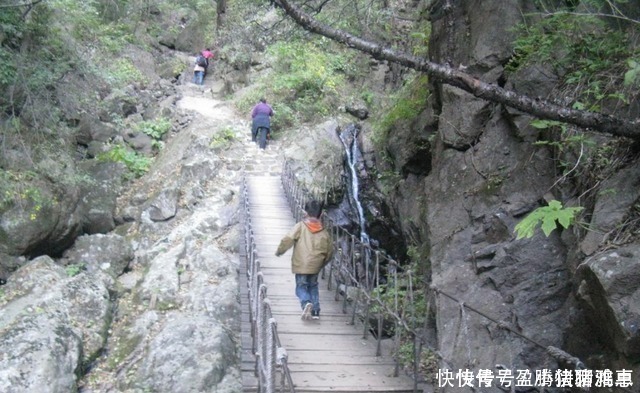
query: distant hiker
[
  {"left": 193, "top": 49, "right": 214, "bottom": 85},
  {"left": 201, "top": 48, "right": 214, "bottom": 61},
  {"left": 193, "top": 55, "right": 207, "bottom": 85},
  {"left": 251, "top": 97, "right": 274, "bottom": 143},
  {"left": 201, "top": 48, "right": 214, "bottom": 76},
  {"left": 275, "top": 200, "right": 334, "bottom": 320}
]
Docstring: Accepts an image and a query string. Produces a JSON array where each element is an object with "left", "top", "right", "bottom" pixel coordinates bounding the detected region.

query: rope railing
[
  {"left": 280, "top": 160, "right": 610, "bottom": 392},
  {"left": 281, "top": 161, "right": 418, "bottom": 387},
  {"left": 241, "top": 176, "right": 296, "bottom": 393}
]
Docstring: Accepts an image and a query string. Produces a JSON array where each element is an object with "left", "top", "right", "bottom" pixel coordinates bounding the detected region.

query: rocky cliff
[{"left": 359, "top": 0, "right": 640, "bottom": 390}]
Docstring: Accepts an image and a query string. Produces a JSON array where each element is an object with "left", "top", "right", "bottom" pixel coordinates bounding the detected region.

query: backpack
[{"left": 196, "top": 55, "right": 208, "bottom": 68}]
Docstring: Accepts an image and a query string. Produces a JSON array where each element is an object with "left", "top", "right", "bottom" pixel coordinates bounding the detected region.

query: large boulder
[
  {"left": 130, "top": 315, "right": 240, "bottom": 392},
  {"left": 580, "top": 163, "right": 640, "bottom": 256},
  {"left": 0, "top": 177, "right": 83, "bottom": 257},
  {"left": 77, "top": 160, "right": 125, "bottom": 235},
  {"left": 280, "top": 119, "right": 345, "bottom": 193},
  {"left": 576, "top": 246, "right": 640, "bottom": 358},
  {"left": 61, "top": 233, "right": 134, "bottom": 279},
  {"left": 0, "top": 256, "right": 111, "bottom": 392}
]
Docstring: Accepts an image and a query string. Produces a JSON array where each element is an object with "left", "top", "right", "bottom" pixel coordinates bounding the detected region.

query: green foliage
[
  {"left": 361, "top": 90, "right": 374, "bottom": 107},
  {"left": 376, "top": 168, "right": 402, "bottom": 196},
  {"left": 105, "top": 58, "right": 147, "bottom": 88},
  {"left": 624, "top": 58, "right": 640, "bottom": 86},
  {"left": 0, "top": 48, "right": 17, "bottom": 86},
  {"left": 98, "top": 144, "right": 152, "bottom": 179},
  {"left": 65, "top": 263, "right": 86, "bottom": 277},
  {"left": 0, "top": 3, "right": 74, "bottom": 120},
  {"left": 395, "top": 341, "right": 437, "bottom": 377},
  {"left": 370, "top": 263, "right": 427, "bottom": 328},
  {"left": 238, "top": 40, "right": 351, "bottom": 126},
  {"left": 530, "top": 119, "right": 599, "bottom": 178},
  {"left": 532, "top": 120, "right": 594, "bottom": 153},
  {"left": 209, "top": 126, "right": 237, "bottom": 150},
  {"left": 0, "top": 7, "right": 25, "bottom": 48},
  {"left": 367, "top": 259, "right": 434, "bottom": 372},
  {"left": 507, "top": 2, "right": 638, "bottom": 111},
  {"left": 514, "top": 200, "right": 584, "bottom": 239},
  {"left": 409, "top": 24, "right": 431, "bottom": 57},
  {"left": 97, "top": 23, "right": 135, "bottom": 53},
  {"left": 373, "top": 74, "right": 430, "bottom": 147},
  {"left": 0, "top": 170, "right": 58, "bottom": 220},
  {"left": 269, "top": 41, "right": 344, "bottom": 102},
  {"left": 135, "top": 118, "right": 172, "bottom": 140}
]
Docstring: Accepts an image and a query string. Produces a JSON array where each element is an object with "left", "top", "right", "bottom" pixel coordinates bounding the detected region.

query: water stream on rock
[{"left": 338, "top": 124, "right": 370, "bottom": 246}]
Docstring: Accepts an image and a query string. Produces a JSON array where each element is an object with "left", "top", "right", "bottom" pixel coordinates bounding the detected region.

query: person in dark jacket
[
  {"left": 275, "top": 200, "right": 334, "bottom": 320},
  {"left": 251, "top": 98, "right": 274, "bottom": 142}
]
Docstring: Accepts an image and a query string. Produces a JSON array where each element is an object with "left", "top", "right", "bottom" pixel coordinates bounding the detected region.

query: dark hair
[
  {"left": 304, "top": 200, "right": 322, "bottom": 218},
  {"left": 259, "top": 97, "right": 267, "bottom": 103}
]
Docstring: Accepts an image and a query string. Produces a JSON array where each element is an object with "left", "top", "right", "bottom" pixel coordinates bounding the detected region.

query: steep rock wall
[{"left": 371, "top": 0, "right": 636, "bottom": 385}]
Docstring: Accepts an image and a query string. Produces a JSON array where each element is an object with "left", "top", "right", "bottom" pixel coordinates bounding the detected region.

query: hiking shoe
[
  {"left": 301, "top": 302, "right": 312, "bottom": 320},
  {"left": 311, "top": 310, "right": 320, "bottom": 320}
]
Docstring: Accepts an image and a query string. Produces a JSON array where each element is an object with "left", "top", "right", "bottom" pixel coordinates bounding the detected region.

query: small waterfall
[{"left": 338, "top": 124, "right": 370, "bottom": 245}]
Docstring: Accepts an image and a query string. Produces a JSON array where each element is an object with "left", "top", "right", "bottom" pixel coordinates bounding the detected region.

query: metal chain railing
[
  {"left": 241, "top": 176, "right": 296, "bottom": 393},
  {"left": 280, "top": 160, "right": 608, "bottom": 393}
]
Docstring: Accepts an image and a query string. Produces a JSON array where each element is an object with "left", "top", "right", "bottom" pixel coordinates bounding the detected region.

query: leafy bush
[
  {"left": 624, "top": 58, "right": 640, "bottom": 87},
  {"left": 105, "top": 58, "right": 147, "bottom": 88},
  {"left": 507, "top": 3, "right": 638, "bottom": 112},
  {"left": 210, "top": 127, "right": 237, "bottom": 150},
  {"left": 0, "top": 48, "right": 17, "bottom": 87},
  {"left": 135, "top": 118, "right": 172, "bottom": 140},
  {"left": 98, "top": 144, "right": 152, "bottom": 179},
  {"left": 372, "top": 74, "right": 430, "bottom": 147},
  {"left": 237, "top": 40, "right": 352, "bottom": 126}
]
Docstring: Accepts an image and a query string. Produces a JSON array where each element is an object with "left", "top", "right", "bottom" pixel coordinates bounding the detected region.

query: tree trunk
[
  {"left": 216, "top": 0, "right": 227, "bottom": 32},
  {"left": 272, "top": 0, "right": 640, "bottom": 139}
]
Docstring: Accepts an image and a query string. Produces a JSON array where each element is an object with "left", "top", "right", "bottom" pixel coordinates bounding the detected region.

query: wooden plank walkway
[{"left": 241, "top": 175, "right": 415, "bottom": 393}]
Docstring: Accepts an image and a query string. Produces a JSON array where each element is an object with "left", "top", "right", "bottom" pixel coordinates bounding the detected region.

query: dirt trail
[{"left": 177, "top": 78, "right": 240, "bottom": 123}]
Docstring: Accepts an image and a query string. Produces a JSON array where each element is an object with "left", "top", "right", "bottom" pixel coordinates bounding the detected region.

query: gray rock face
[
  {"left": 73, "top": 86, "right": 244, "bottom": 391},
  {"left": 577, "top": 247, "right": 640, "bottom": 358},
  {"left": 146, "top": 187, "right": 179, "bottom": 222},
  {"left": 379, "top": 0, "right": 574, "bottom": 376},
  {"left": 123, "top": 131, "right": 155, "bottom": 155},
  {"left": 78, "top": 161, "right": 125, "bottom": 235},
  {"left": 439, "top": 85, "right": 491, "bottom": 149},
  {"left": 580, "top": 162, "right": 640, "bottom": 256},
  {"left": 354, "top": 0, "right": 640, "bottom": 384},
  {"left": 62, "top": 233, "right": 133, "bottom": 278},
  {"left": 0, "top": 256, "right": 111, "bottom": 391},
  {"left": 133, "top": 315, "right": 238, "bottom": 392},
  {"left": 1, "top": 75, "right": 245, "bottom": 391},
  {"left": 0, "top": 180, "right": 83, "bottom": 257}
]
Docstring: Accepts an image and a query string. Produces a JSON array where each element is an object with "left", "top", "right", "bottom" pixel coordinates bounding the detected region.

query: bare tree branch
[
  {"left": 530, "top": 10, "right": 640, "bottom": 25},
  {"left": 273, "top": 0, "right": 640, "bottom": 139}
]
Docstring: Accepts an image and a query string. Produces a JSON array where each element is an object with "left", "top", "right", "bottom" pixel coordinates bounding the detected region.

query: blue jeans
[
  {"left": 193, "top": 71, "right": 204, "bottom": 85},
  {"left": 295, "top": 274, "right": 320, "bottom": 313}
]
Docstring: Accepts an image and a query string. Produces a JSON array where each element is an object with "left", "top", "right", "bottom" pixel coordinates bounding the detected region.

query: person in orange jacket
[{"left": 275, "top": 200, "right": 334, "bottom": 320}]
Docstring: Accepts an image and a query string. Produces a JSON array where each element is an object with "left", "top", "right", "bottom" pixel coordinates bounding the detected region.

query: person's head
[
  {"left": 304, "top": 200, "right": 322, "bottom": 218},
  {"left": 259, "top": 97, "right": 267, "bottom": 104}
]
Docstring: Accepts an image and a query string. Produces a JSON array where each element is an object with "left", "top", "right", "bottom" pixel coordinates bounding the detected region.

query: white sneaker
[{"left": 301, "top": 303, "right": 312, "bottom": 320}]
